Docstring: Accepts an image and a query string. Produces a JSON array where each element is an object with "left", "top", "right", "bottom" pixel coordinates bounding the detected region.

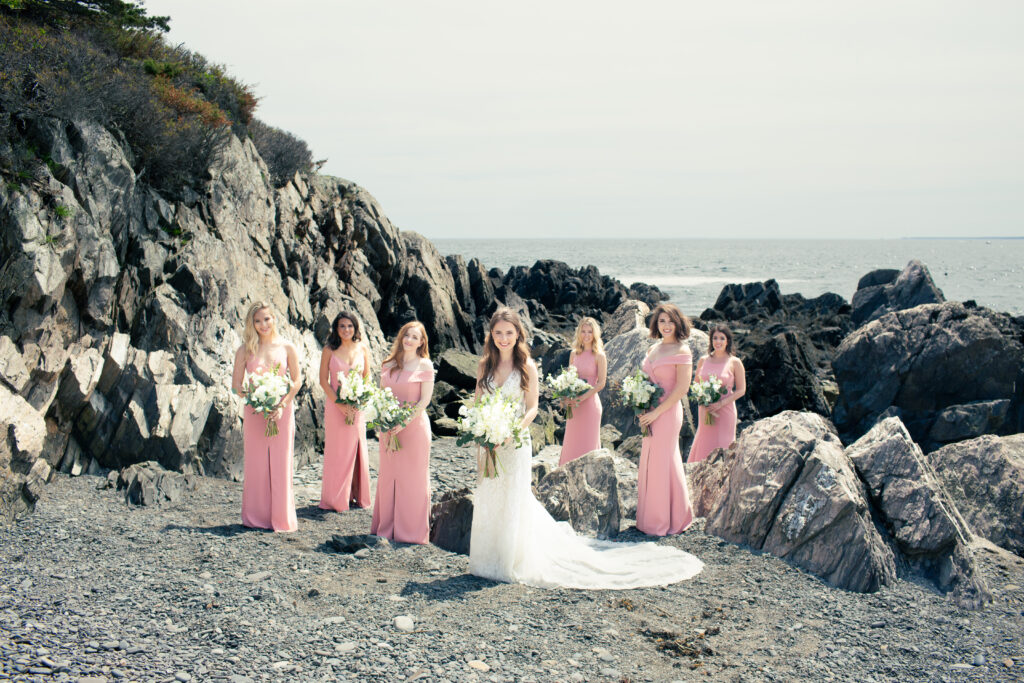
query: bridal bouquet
[
  {"left": 690, "top": 375, "right": 726, "bottom": 425},
  {"left": 334, "top": 368, "right": 375, "bottom": 425},
  {"left": 618, "top": 368, "right": 663, "bottom": 436},
  {"left": 241, "top": 366, "right": 293, "bottom": 437},
  {"left": 456, "top": 391, "right": 526, "bottom": 478},
  {"left": 364, "top": 386, "right": 415, "bottom": 451},
  {"left": 545, "top": 365, "right": 591, "bottom": 419}
]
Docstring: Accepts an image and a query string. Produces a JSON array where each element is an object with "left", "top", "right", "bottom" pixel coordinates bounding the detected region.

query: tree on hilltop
[{"left": 0, "top": 0, "right": 169, "bottom": 32}]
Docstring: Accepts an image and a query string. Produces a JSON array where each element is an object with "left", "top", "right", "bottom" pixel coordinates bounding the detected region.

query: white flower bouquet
[
  {"left": 545, "top": 365, "right": 591, "bottom": 419},
  {"left": 690, "top": 374, "right": 726, "bottom": 425},
  {"left": 364, "top": 386, "right": 414, "bottom": 451},
  {"left": 335, "top": 368, "right": 375, "bottom": 425},
  {"left": 241, "top": 365, "right": 293, "bottom": 437},
  {"left": 456, "top": 391, "right": 526, "bottom": 478},
  {"left": 617, "top": 368, "right": 663, "bottom": 436}
]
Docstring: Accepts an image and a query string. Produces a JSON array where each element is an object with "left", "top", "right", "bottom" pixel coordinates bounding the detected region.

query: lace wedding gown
[{"left": 468, "top": 370, "right": 704, "bottom": 589}]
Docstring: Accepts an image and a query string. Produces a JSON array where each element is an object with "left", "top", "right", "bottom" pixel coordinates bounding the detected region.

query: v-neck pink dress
[
  {"left": 370, "top": 364, "right": 434, "bottom": 544},
  {"left": 636, "top": 349, "right": 695, "bottom": 537},
  {"left": 559, "top": 351, "right": 602, "bottom": 466},
  {"left": 241, "top": 346, "right": 298, "bottom": 532},
  {"left": 687, "top": 355, "right": 737, "bottom": 463},
  {"left": 320, "top": 354, "right": 372, "bottom": 511}
]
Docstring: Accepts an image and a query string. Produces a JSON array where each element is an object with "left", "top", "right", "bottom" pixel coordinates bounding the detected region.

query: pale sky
[{"left": 145, "top": 0, "right": 1024, "bottom": 239}]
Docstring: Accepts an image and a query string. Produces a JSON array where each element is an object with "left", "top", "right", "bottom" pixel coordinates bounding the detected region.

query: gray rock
[
  {"left": 690, "top": 412, "right": 897, "bottom": 593},
  {"left": 116, "top": 462, "right": 199, "bottom": 506},
  {"left": 534, "top": 449, "right": 638, "bottom": 538},
  {"left": 602, "top": 299, "right": 650, "bottom": 339},
  {"left": 833, "top": 302, "right": 1024, "bottom": 441},
  {"left": 930, "top": 434, "right": 1024, "bottom": 557},
  {"left": 846, "top": 417, "right": 990, "bottom": 607}
]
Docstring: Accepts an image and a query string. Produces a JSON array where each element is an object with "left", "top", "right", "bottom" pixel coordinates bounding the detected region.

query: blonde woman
[
  {"left": 559, "top": 317, "right": 607, "bottom": 466},
  {"left": 370, "top": 321, "right": 435, "bottom": 544},
  {"left": 230, "top": 302, "right": 301, "bottom": 532}
]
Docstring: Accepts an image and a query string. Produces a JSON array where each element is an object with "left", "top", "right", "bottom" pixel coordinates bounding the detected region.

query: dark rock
[
  {"left": 116, "top": 461, "right": 199, "bottom": 506},
  {"left": 743, "top": 329, "right": 831, "bottom": 419},
  {"left": 925, "top": 400, "right": 1010, "bottom": 451},
  {"left": 429, "top": 488, "right": 474, "bottom": 555},
  {"left": 328, "top": 534, "right": 390, "bottom": 554},
  {"left": 833, "top": 302, "right": 1024, "bottom": 441},
  {"left": 436, "top": 350, "right": 479, "bottom": 392},
  {"left": 602, "top": 299, "right": 650, "bottom": 339},
  {"left": 930, "top": 434, "right": 1024, "bottom": 558},
  {"left": 851, "top": 260, "right": 945, "bottom": 325},
  {"left": 857, "top": 268, "right": 900, "bottom": 290}
]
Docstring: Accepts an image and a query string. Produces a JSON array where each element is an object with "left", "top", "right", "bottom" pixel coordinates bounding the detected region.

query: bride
[{"left": 468, "top": 307, "right": 704, "bottom": 590}]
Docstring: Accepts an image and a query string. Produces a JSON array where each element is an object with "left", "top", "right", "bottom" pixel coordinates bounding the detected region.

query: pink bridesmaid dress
[
  {"left": 687, "top": 356, "right": 737, "bottom": 463},
  {"left": 241, "top": 347, "right": 298, "bottom": 532},
  {"left": 636, "top": 348, "right": 695, "bottom": 537},
  {"left": 559, "top": 351, "right": 602, "bottom": 466},
  {"left": 370, "top": 365, "right": 434, "bottom": 544},
  {"left": 319, "top": 355, "right": 371, "bottom": 511}
]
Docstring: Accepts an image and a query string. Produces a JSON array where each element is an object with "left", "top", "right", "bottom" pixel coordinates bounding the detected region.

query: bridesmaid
[
  {"left": 317, "top": 311, "right": 372, "bottom": 511},
  {"left": 687, "top": 325, "right": 746, "bottom": 463},
  {"left": 370, "top": 321, "right": 435, "bottom": 544},
  {"left": 636, "top": 303, "right": 696, "bottom": 537},
  {"left": 559, "top": 317, "right": 607, "bottom": 466},
  {"left": 231, "top": 301, "right": 301, "bottom": 532}
]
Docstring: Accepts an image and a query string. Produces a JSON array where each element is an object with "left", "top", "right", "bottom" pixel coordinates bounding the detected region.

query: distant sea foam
[{"left": 434, "top": 238, "right": 1024, "bottom": 316}]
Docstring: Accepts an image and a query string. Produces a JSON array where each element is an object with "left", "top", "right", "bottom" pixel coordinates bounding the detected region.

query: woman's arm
[
  {"left": 360, "top": 344, "right": 371, "bottom": 379},
  {"left": 318, "top": 346, "right": 333, "bottom": 397},
  {"left": 231, "top": 345, "right": 248, "bottom": 396},
  {"left": 520, "top": 360, "right": 540, "bottom": 429},
  {"left": 282, "top": 342, "right": 302, "bottom": 406}
]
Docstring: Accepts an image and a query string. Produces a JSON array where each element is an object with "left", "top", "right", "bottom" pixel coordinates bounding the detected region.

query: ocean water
[{"left": 434, "top": 239, "right": 1024, "bottom": 317}]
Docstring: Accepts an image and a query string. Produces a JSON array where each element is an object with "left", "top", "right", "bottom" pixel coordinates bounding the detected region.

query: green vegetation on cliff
[{"left": 0, "top": 0, "right": 313, "bottom": 194}]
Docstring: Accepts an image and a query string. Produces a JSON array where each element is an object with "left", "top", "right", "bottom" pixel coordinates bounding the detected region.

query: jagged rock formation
[
  {"left": 851, "top": 260, "right": 945, "bottom": 325},
  {"left": 833, "top": 301, "right": 1024, "bottom": 445}
]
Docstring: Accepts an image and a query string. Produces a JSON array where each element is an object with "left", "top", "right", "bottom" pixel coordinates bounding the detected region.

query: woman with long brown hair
[
  {"left": 370, "top": 320, "right": 435, "bottom": 544},
  {"left": 468, "top": 307, "right": 702, "bottom": 589},
  {"left": 687, "top": 324, "right": 745, "bottom": 463},
  {"left": 317, "top": 311, "right": 372, "bottom": 511},
  {"left": 636, "top": 302, "right": 696, "bottom": 536},
  {"left": 230, "top": 301, "right": 300, "bottom": 532}
]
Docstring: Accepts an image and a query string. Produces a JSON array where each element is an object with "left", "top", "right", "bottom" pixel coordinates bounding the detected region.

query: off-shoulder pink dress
[
  {"left": 319, "top": 354, "right": 371, "bottom": 511},
  {"left": 687, "top": 356, "right": 737, "bottom": 463},
  {"left": 241, "top": 347, "right": 298, "bottom": 532},
  {"left": 636, "top": 349, "right": 695, "bottom": 537},
  {"left": 559, "top": 351, "right": 602, "bottom": 466},
  {"left": 370, "top": 365, "right": 434, "bottom": 544}
]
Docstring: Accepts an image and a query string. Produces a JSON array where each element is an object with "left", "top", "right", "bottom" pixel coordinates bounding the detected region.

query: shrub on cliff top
[{"left": 250, "top": 119, "right": 313, "bottom": 187}]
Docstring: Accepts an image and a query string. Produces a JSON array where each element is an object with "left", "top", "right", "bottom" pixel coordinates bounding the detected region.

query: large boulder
[
  {"left": 689, "top": 412, "right": 897, "bottom": 593},
  {"left": 116, "top": 461, "right": 199, "bottom": 506},
  {"left": 929, "top": 435, "right": 1024, "bottom": 558},
  {"left": 851, "top": 260, "right": 945, "bottom": 325},
  {"left": 602, "top": 299, "right": 650, "bottom": 339},
  {"left": 845, "top": 418, "right": 990, "bottom": 607},
  {"left": 833, "top": 302, "right": 1024, "bottom": 442},
  {"left": 533, "top": 448, "right": 638, "bottom": 538},
  {"left": 429, "top": 487, "right": 474, "bottom": 555},
  {"left": 0, "top": 385, "right": 49, "bottom": 523}
]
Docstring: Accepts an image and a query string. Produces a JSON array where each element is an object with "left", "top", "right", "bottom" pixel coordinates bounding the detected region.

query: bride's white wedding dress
[{"left": 468, "top": 370, "right": 704, "bottom": 589}]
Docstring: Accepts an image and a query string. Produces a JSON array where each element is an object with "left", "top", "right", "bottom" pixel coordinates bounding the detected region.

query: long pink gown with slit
[
  {"left": 319, "top": 354, "right": 371, "bottom": 511},
  {"left": 636, "top": 349, "right": 695, "bottom": 537},
  {"left": 370, "top": 366, "right": 433, "bottom": 544},
  {"left": 241, "top": 347, "right": 298, "bottom": 532},
  {"left": 687, "top": 356, "right": 737, "bottom": 464},
  {"left": 559, "top": 351, "right": 602, "bottom": 466}
]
